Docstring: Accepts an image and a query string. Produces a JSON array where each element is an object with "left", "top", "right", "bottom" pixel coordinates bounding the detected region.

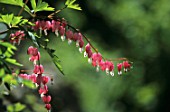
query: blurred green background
[{"left": 1, "top": 0, "right": 170, "bottom": 112}]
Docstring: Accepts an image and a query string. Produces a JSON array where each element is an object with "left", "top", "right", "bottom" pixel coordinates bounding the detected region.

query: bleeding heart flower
[
  {"left": 42, "top": 76, "right": 49, "bottom": 85},
  {"left": 117, "top": 63, "right": 123, "bottom": 75},
  {"left": 45, "top": 104, "right": 51, "bottom": 110},
  {"left": 42, "top": 95, "right": 51, "bottom": 104}
]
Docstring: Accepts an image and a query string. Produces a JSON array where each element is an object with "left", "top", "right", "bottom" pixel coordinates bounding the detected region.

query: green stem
[
  {"left": 18, "top": 0, "right": 29, "bottom": 16},
  {"left": 48, "top": 6, "right": 67, "bottom": 18}
]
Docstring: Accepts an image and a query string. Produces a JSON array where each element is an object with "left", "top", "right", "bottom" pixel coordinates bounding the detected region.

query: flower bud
[{"left": 45, "top": 104, "right": 51, "bottom": 110}]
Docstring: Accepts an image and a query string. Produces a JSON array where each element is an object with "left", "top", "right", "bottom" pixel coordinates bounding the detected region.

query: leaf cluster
[{"left": 65, "top": 0, "right": 82, "bottom": 10}]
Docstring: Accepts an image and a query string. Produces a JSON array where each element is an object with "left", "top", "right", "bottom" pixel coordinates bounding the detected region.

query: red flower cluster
[
  {"left": 10, "top": 30, "right": 25, "bottom": 45},
  {"left": 19, "top": 46, "right": 52, "bottom": 111},
  {"left": 32, "top": 19, "right": 85, "bottom": 53},
  {"left": 32, "top": 19, "right": 132, "bottom": 76},
  {"left": 84, "top": 43, "right": 132, "bottom": 76}
]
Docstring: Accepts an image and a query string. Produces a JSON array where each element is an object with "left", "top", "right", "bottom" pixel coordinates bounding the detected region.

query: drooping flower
[
  {"left": 32, "top": 21, "right": 41, "bottom": 30},
  {"left": 123, "top": 61, "right": 131, "bottom": 72},
  {"left": 99, "top": 60, "right": 106, "bottom": 71},
  {"left": 117, "top": 63, "right": 123, "bottom": 75},
  {"left": 92, "top": 53, "right": 102, "bottom": 67},
  {"left": 33, "top": 64, "right": 44, "bottom": 74},
  {"left": 73, "top": 33, "right": 79, "bottom": 42},
  {"left": 66, "top": 30, "right": 73, "bottom": 44},
  {"left": 85, "top": 43, "right": 91, "bottom": 53},
  {"left": 44, "top": 21, "right": 51, "bottom": 35},
  {"left": 28, "top": 74, "right": 37, "bottom": 83},
  {"left": 29, "top": 52, "right": 41, "bottom": 64},
  {"left": 105, "top": 61, "right": 114, "bottom": 76},
  {"left": 59, "top": 25, "right": 65, "bottom": 41},
  {"left": 51, "top": 20, "right": 60, "bottom": 36},
  {"left": 36, "top": 74, "right": 42, "bottom": 85},
  {"left": 39, "top": 85, "right": 48, "bottom": 95},
  {"left": 39, "top": 20, "right": 46, "bottom": 30},
  {"left": 42, "top": 95, "right": 51, "bottom": 104},
  {"left": 42, "top": 76, "right": 49, "bottom": 85},
  {"left": 45, "top": 104, "right": 51, "bottom": 110},
  {"left": 61, "top": 18, "right": 67, "bottom": 28},
  {"left": 78, "top": 35, "right": 84, "bottom": 53},
  {"left": 19, "top": 74, "right": 29, "bottom": 80},
  {"left": 27, "top": 46, "right": 38, "bottom": 56}
]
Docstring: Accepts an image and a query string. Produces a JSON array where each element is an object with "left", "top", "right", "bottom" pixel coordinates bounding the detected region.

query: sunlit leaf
[
  {"left": 5, "top": 58, "right": 23, "bottom": 66},
  {"left": 0, "top": 68, "right": 5, "bottom": 77},
  {"left": 11, "top": 16, "right": 22, "bottom": 27},
  {"left": 19, "top": 19, "right": 34, "bottom": 26},
  {"left": 0, "top": 0, "right": 31, "bottom": 13},
  {"left": 30, "top": 0, "right": 36, "bottom": 10},
  {"left": 65, "top": 0, "right": 82, "bottom": 10},
  {"left": 0, "top": 41, "right": 17, "bottom": 50},
  {"left": 7, "top": 102, "right": 26, "bottom": 112},
  {"left": 3, "top": 75, "right": 13, "bottom": 82},
  {"left": 0, "top": 14, "right": 23, "bottom": 27},
  {"left": 34, "top": 1, "right": 54, "bottom": 12},
  {"left": 1, "top": 14, "right": 13, "bottom": 26},
  {"left": 22, "top": 80, "right": 37, "bottom": 89}
]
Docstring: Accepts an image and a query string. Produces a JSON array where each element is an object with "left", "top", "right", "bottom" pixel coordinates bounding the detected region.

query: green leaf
[
  {"left": 0, "top": 0, "right": 31, "bottom": 13},
  {"left": 28, "top": 31, "right": 39, "bottom": 47},
  {"left": 5, "top": 58, "right": 23, "bottom": 66},
  {"left": 0, "top": 68, "right": 5, "bottom": 77},
  {"left": 34, "top": 1, "right": 54, "bottom": 12},
  {"left": 37, "top": 0, "right": 42, "bottom": 6},
  {"left": 11, "top": 16, "right": 22, "bottom": 27},
  {"left": 7, "top": 102, "right": 26, "bottom": 112},
  {"left": 3, "top": 75, "right": 13, "bottom": 82},
  {"left": 65, "top": 0, "right": 82, "bottom": 10},
  {"left": 0, "top": 14, "right": 23, "bottom": 27},
  {"left": 0, "top": 22, "right": 8, "bottom": 39},
  {"left": 30, "top": 0, "right": 36, "bottom": 10},
  {"left": 53, "top": 55, "right": 64, "bottom": 74},
  {"left": 3, "top": 74, "right": 17, "bottom": 86},
  {"left": 3, "top": 74, "right": 18, "bottom": 85},
  {"left": 1, "top": 14, "right": 13, "bottom": 26},
  {"left": 19, "top": 19, "right": 34, "bottom": 26},
  {"left": 19, "top": 19, "right": 28, "bottom": 25},
  {"left": 46, "top": 48, "right": 65, "bottom": 75},
  {"left": 22, "top": 80, "right": 36, "bottom": 89},
  {"left": 0, "top": 41, "right": 17, "bottom": 50}
]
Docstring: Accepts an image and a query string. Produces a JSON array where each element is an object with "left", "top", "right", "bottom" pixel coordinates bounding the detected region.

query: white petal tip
[
  {"left": 118, "top": 71, "right": 122, "bottom": 75},
  {"left": 61, "top": 35, "right": 65, "bottom": 41},
  {"left": 79, "top": 48, "right": 83, "bottom": 53},
  {"left": 68, "top": 40, "right": 72, "bottom": 45},
  {"left": 55, "top": 30, "right": 59, "bottom": 37},
  {"left": 88, "top": 58, "right": 92, "bottom": 63},
  {"left": 44, "top": 29, "right": 48, "bottom": 36}
]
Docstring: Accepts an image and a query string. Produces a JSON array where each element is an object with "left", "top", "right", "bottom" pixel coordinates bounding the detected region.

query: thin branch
[
  {"left": 67, "top": 24, "right": 98, "bottom": 53},
  {"left": 18, "top": 0, "right": 29, "bottom": 16},
  {"left": 48, "top": 6, "right": 67, "bottom": 19},
  {"left": 67, "top": 24, "right": 130, "bottom": 62}
]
